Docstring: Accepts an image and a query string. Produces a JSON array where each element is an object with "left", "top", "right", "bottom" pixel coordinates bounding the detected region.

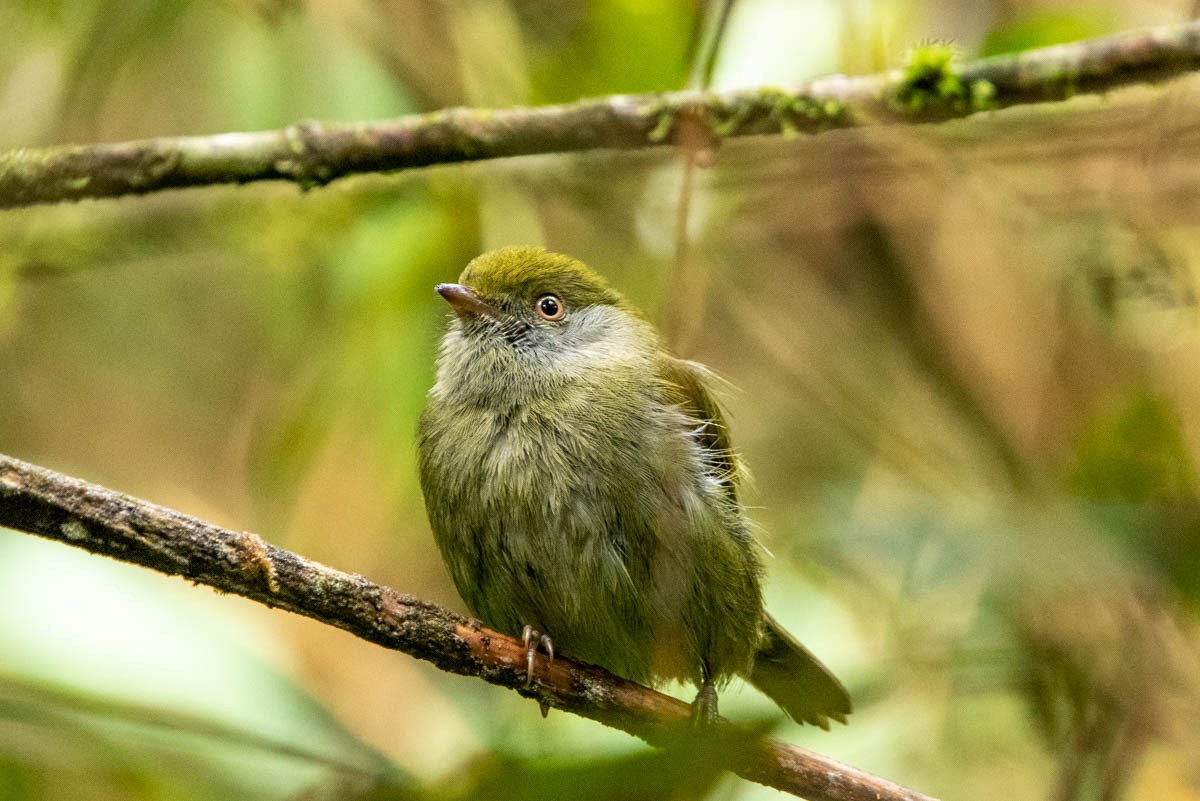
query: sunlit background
[{"left": 2, "top": 1, "right": 1199, "bottom": 799}]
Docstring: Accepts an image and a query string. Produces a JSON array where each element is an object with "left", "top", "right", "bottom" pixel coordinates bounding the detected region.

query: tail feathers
[{"left": 746, "top": 613, "right": 851, "bottom": 729}]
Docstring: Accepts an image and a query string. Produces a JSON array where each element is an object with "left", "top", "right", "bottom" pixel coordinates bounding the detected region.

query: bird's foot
[
  {"left": 521, "top": 625, "right": 554, "bottom": 687},
  {"left": 691, "top": 679, "right": 719, "bottom": 727}
]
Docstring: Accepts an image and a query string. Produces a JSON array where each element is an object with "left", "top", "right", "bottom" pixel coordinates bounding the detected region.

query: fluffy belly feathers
[{"left": 419, "top": 396, "right": 761, "bottom": 685}]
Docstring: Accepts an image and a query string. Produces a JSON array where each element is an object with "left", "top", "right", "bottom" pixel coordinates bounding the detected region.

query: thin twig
[
  {"left": 0, "top": 452, "right": 937, "bottom": 801},
  {"left": 3, "top": 20, "right": 1200, "bottom": 208}
]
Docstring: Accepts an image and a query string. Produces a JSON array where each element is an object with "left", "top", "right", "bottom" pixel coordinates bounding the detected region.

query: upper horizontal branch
[
  {"left": 0, "top": 452, "right": 937, "bottom": 801},
  {"left": 2, "top": 20, "right": 1200, "bottom": 209}
]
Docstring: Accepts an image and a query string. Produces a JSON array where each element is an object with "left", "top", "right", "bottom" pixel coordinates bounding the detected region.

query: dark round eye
[{"left": 535, "top": 294, "right": 565, "bottom": 320}]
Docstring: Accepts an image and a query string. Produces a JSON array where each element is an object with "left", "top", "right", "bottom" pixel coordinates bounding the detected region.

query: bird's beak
[{"left": 435, "top": 283, "right": 499, "bottom": 320}]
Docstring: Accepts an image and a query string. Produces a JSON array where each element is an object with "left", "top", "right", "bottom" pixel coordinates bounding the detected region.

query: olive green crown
[{"left": 460, "top": 247, "right": 630, "bottom": 311}]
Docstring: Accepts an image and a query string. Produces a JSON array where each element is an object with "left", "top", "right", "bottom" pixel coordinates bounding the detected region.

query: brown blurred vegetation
[{"left": 1, "top": 1, "right": 1199, "bottom": 800}]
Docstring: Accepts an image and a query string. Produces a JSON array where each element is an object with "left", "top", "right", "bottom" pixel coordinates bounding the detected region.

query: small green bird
[{"left": 417, "top": 246, "right": 850, "bottom": 726}]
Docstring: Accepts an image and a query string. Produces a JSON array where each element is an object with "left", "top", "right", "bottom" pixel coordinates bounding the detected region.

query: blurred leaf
[
  {"left": 1014, "top": 590, "right": 1200, "bottom": 801},
  {"left": 0, "top": 532, "right": 394, "bottom": 800},
  {"left": 0, "top": 675, "right": 400, "bottom": 801},
  {"left": 526, "top": 0, "right": 697, "bottom": 102},
  {"left": 1071, "top": 396, "right": 1196, "bottom": 505},
  {"left": 216, "top": 11, "right": 413, "bottom": 131},
  {"left": 1069, "top": 395, "right": 1200, "bottom": 602},
  {"left": 58, "top": 0, "right": 197, "bottom": 135},
  {"left": 357, "top": 730, "right": 750, "bottom": 801},
  {"left": 0, "top": 756, "right": 35, "bottom": 801},
  {"left": 344, "top": 0, "right": 469, "bottom": 110},
  {"left": 980, "top": 11, "right": 1114, "bottom": 58},
  {"left": 248, "top": 186, "right": 478, "bottom": 508},
  {"left": 684, "top": 0, "right": 736, "bottom": 89}
]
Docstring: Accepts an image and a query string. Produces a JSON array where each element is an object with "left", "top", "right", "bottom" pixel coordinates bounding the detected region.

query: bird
[{"left": 417, "top": 246, "right": 850, "bottom": 727}]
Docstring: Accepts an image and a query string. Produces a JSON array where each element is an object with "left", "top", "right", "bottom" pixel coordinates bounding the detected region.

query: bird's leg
[
  {"left": 691, "top": 667, "right": 720, "bottom": 727},
  {"left": 521, "top": 625, "right": 555, "bottom": 718},
  {"left": 520, "top": 624, "right": 555, "bottom": 685}
]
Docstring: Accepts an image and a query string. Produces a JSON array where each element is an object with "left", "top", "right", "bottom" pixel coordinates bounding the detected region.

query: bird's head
[{"left": 431, "top": 247, "right": 656, "bottom": 400}]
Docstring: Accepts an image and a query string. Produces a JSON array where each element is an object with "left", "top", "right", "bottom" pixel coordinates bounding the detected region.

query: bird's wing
[
  {"left": 656, "top": 355, "right": 742, "bottom": 505},
  {"left": 660, "top": 357, "right": 853, "bottom": 728}
]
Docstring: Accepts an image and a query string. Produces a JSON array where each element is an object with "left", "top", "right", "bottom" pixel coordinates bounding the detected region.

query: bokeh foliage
[{"left": 1, "top": 1, "right": 1199, "bottom": 800}]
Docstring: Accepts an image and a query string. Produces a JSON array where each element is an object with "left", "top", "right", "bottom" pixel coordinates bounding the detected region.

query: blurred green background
[{"left": 1, "top": 1, "right": 1199, "bottom": 799}]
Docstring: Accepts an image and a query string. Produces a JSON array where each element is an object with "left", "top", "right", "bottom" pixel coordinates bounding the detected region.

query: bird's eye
[{"left": 535, "top": 294, "right": 565, "bottom": 321}]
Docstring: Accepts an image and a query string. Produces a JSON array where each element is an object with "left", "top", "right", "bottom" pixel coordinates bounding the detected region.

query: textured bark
[
  {"left": 2, "top": 20, "right": 1200, "bottom": 208},
  {"left": 0, "top": 453, "right": 936, "bottom": 801}
]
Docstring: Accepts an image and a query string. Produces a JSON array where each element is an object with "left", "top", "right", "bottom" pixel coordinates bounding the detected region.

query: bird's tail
[{"left": 746, "top": 613, "right": 851, "bottom": 729}]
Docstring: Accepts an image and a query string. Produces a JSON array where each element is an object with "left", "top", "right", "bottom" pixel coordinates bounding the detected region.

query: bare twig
[
  {"left": 0, "top": 452, "right": 936, "bottom": 801},
  {"left": 3, "top": 20, "right": 1200, "bottom": 208}
]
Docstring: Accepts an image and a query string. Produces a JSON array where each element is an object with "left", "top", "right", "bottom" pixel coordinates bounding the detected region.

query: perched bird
[{"left": 417, "top": 246, "right": 850, "bottom": 726}]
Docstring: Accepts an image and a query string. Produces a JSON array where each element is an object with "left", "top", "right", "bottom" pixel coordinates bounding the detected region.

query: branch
[
  {"left": 0, "top": 452, "right": 936, "bottom": 801},
  {"left": 3, "top": 20, "right": 1200, "bottom": 208}
]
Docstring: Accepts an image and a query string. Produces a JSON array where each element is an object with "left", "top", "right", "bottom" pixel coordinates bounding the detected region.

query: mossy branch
[
  {"left": 0, "top": 452, "right": 935, "bottom": 801},
  {"left": 3, "top": 20, "right": 1200, "bottom": 208}
]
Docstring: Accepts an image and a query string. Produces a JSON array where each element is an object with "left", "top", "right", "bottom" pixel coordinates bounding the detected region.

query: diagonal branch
[
  {"left": 0, "top": 452, "right": 935, "bottom": 801},
  {"left": 3, "top": 20, "right": 1200, "bottom": 209}
]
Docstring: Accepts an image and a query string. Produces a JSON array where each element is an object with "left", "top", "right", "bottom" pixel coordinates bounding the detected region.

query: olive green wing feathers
[
  {"left": 657, "top": 356, "right": 742, "bottom": 504},
  {"left": 659, "top": 356, "right": 852, "bottom": 728}
]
